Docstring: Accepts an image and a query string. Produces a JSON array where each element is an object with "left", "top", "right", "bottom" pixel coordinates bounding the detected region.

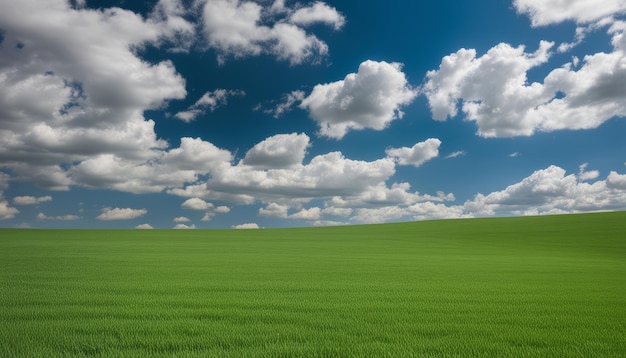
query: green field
[{"left": 1, "top": 212, "right": 625, "bottom": 357}]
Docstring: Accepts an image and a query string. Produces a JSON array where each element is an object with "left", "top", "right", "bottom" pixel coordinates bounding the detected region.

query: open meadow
[{"left": 1, "top": 212, "right": 625, "bottom": 357}]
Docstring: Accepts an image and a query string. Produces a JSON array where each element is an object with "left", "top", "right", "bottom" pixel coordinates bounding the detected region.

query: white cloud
[
  {"left": 513, "top": 0, "right": 626, "bottom": 27},
  {"left": 423, "top": 41, "right": 554, "bottom": 137},
  {"left": 578, "top": 163, "right": 600, "bottom": 181},
  {"left": 174, "top": 223, "right": 196, "bottom": 229},
  {"left": 198, "top": 0, "right": 340, "bottom": 64},
  {"left": 423, "top": 23, "right": 626, "bottom": 137},
  {"left": 265, "top": 90, "right": 306, "bottom": 118},
  {"left": 135, "top": 224, "right": 154, "bottom": 229},
  {"left": 321, "top": 206, "right": 353, "bottom": 217},
  {"left": 509, "top": 152, "right": 521, "bottom": 158},
  {"left": 241, "top": 133, "right": 310, "bottom": 169},
  {"left": 0, "top": 0, "right": 188, "bottom": 190},
  {"left": 181, "top": 198, "right": 214, "bottom": 210},
  {"left": 352, "top": 206, "right": 407, "bottom": 224},
  {"left": 289, "top": 2, "right": 345, "bottom": 30},
  {"left": 200, "top": 151, "right": 396, "bottom": 203},
  {"left": 97, "top": 207, "right": 147, "bottom": 220},
  {"left": 174, "top": 216, "right": 191, "bottom": 222},
  {"left": 215, "top": 206, "right": 231, "bottom": 213},
  {"left": 149, "top": 0, "right": 196, "bottom": 51},
  {"left": 70, "top": 137, "right": 232, "bottom": 194},
  {"left": 446, "top": 151, "right": 466, "bottom": 159},
  {"left": 300, "top": 60, "right": 418, "bottom": 139},
  {"left": 386, "top": 138, "right": 441, "bottom": 167},
  {"left": 13, "top": 196, "right": 52, "bottom": 205},
  {"left": 175, "top": 89, "right": 245, "bottom": 122},
  {"left": 36, "top": 212, "right": 79, "bottom": 220},
  {"left": 232, "top": 223, "right": 260, "bottom": 229},
  {"left": 0, "top": 200, "right": 19, "bottom": 220}
]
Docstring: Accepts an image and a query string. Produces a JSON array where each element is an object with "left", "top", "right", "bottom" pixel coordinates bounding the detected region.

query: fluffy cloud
[
  {"left": 135, "top": 224, "right": 154, "bottom": 229},
  {"left": 13, "top": 196, "right": 52, "bottom": 205},
  {"left": 344, "top": 165, "right": 626, "bottom": 223},
  {"left": 0, "top": 0, "right": 186, "bottom": 190},
  {"left": 289, "top": 1, "right": 346, "bottom": 30},
  {"left": 70, "top": 137, "right": 232, "bottom": 194},
  {"left": 97, "top": 208, "right": 147, "bottom": 220},
  {"left": 478, "top": 166, "right": 626, "bottom": 214},
  {"left": 423, "top": 23, "right": 626, "bottom": 137},
  {"left": 174, "top": 223, "right": 196, "bottom": 229},
  {"left": 513, "top": 0, "right": 626, "bottom": 26},
  {"left": 0, "top": 200, "right": 19, "bottom": 220},
  {"left": 174, "top": 216, "right": 191, "bottom": 222},
  {"left": 241, "top": 133, "right": 310, "bottom": 169},
  {"left": 175, "top": 89, "right": 245, "bottom": 122},
  {"left": 386, "top": 138, "right": 441, "bottom": 167},
  {"left": 422, "top": 41, "right": 554, "bottom": 137},
  {"left": 198, "top": 0, "right": 343, "bottom": 64},
  {"left": 181, "top": 198, "right": 214, "bottom": 210},
  {"left": 578, "top": 163, "right": 600, "bottom": 181},
  {"left": 300, "top": 60, "right": 418, "bottom": 138}
]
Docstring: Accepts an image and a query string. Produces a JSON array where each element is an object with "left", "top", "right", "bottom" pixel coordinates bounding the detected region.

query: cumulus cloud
[
  {"left": 578, "top": 163, "right": 600, "bottom": 181},
  {"left": 289, "top": 1, "right": 346, "bottom": 30},
  {"left": 0, "top": 0, "right": 187, "bottom": 190},
  {"left": 175, "top": 89, "right": 245, "bottom": 122},
  {"left": 135, "top": 224, "right": 154, "bottom": 229},
  {"left": 36, "top": 212, "right": 79, "bottom": 220},
  {"left": 423, "top": 22, "right": 626, "bottom": 137},
  {"left": 13, "top": 196, "right": 52, "bottom": 205},
  {"left": 300, "top": 60, "right": 418, "bottom": 139},
  {"left": 344, "top": 165, "right": 626, "bottom": 223},
  {"left": 97, "top": 207, "right": 147, "bottom": 220},
  {"left": 232, "top": 223, "right": 260, "bottom": 229},
  {"left": 386, "top": 138, "right": 441, "bottom": 167},
  {"left": 513, "top": 0, "right": 626, "bottom": 27},
  {"left": 181, "top": 197, "right": 214, "bottom": 210},
  {"left": 241, "top": 133, "right": 310, "bottom": 169},
  {"left": 174, "top": 223, "right": 196, "bottom": 229},
  {"left": 198, "top": 0, "right": 343, "bottom": 64},
  {"left": 0, "top": 200, "right": 19, "bottom": 220},
  {"left": 174, "top": 216, "right": 191, "bottom": 222}
]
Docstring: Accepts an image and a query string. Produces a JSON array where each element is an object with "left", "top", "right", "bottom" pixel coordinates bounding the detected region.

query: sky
[{"left": 1, "top": 0, "right": 626, "bottom": 229}]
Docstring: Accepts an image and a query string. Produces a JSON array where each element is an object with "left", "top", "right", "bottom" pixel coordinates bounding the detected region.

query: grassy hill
[{"left": 1, "top": 212, "right": 625, "bottom": 356}]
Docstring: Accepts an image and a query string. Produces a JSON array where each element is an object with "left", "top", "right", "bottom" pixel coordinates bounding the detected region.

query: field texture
[{"left": 1, "top": 212, "right": 625, "bottom": 357}]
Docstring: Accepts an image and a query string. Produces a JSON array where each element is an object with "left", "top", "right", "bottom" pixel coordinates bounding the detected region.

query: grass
[{"left": 1, "top": 211, "right": 625, "bottom": 357}]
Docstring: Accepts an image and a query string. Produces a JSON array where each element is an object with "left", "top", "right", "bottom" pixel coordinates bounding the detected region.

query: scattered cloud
[
  {"left": 513, "top": 0, "right": 626, "bottom": 27},
  {"left": 97, "top": 207, "right": 147, "bottom": 220},
  {"left": 232, "top": 223, "right": 260, "bottom": 229},
  {"left": 36, "top": 212, "right": 79, "bottom": 220},
  {"left": 174, "top": 223, "right": 196, "bottom": 229},
  {"left": 135, "top": 224, "right": 154, "bottom": 229},
  {"left": 265, "top": 90, "right": 306, "bottom": 118},
  {"left": 174, "top": 216, "right": 191, "bottom": 222},
  {"left": 198, "top": 0, "right": 343, "bottom": 64},
  {"left": 446, "top": 151, "right": 466, "bottom": 159},
  {"left": 509, "top": 152, "right": 521, "bottom": 158},
  {"left": 386, "top": 138, "right": 441, "bottom": 167},
  {"left": 13, "top": 196, "right": 52, "bottom": 205},
  {"left": 300, "top": 60, "right": 418, "bottom": 139},
  {"left": 175, "top": 89, "right": 245, "bottom": 122}
]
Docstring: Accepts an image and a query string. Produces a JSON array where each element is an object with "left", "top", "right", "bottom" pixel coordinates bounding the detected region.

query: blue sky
[{"left": 1, "top": 0, "right": 626, "bottom": 229}]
